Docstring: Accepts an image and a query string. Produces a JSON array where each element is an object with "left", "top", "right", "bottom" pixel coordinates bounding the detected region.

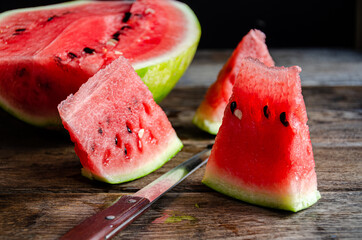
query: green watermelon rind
[
  {"left": 192, "top": 113, "right": 220, "bottom": 135},
  {"left": 136, "top": 40, "right": 199, "bottom": 103},
  {"left": 0, "top": 0, "right": 201, "bottom": 127},
  {"left": 202, "top": 169, "right": 321, "bottom": 212},
  {"left": 0, "top": 95, "right": 61, "bottom": 127},
  {"left": 81, "top": 134, "right": 183, "bottom": 184},
  {"left": 134, "top": 0, "right": 201, "bottom": 103}
]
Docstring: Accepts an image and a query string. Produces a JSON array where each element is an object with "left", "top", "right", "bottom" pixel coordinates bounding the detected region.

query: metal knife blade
[{"left": 61, "top": 145, "right": 212, "bottom": 240}]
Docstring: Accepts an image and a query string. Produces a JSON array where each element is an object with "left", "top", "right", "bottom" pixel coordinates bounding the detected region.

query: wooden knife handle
[{"left": 61, "top": 195, "right": 151, "bottom": 240}]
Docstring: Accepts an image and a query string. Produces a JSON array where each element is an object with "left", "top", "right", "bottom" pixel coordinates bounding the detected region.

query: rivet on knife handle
[{"left": 61, "top": 195, "right": 150, "bottom": 240}]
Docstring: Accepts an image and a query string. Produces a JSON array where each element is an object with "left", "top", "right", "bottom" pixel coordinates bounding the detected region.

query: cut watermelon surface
[
  {"left": 58, "top": 56, "right": 183, "bottom": 184},
  {"left": 202, "top": 58, "right": 320, "bottom": 212},
  {"left": 193, "top": 29, "right": 274, "bottom": 135},
  {"left": 0, "top": 0, "right": 200, "bottom": 127}
]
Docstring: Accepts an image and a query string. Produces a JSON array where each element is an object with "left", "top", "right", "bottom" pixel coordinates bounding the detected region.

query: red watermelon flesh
[
  {"left": 202, "top": 58, "right": 320, "bottom": 212},
  {"left": 0, "top": 0, "right": 200, "bottom": 126},
  {"left": 58, "top": 56, "right": 183, "bottom": 184},
  {"left": 193, "top": 29, "right": 274, "bottom": 134}
]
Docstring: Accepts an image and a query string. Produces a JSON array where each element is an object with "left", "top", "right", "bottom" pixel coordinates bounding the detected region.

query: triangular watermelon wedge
[
  {"left": 193, "top": 29, "right": 274, "bottom": 134},
  {"left": 202, "top": 58, "right": 320, "bottom": 212},
  {"left": 58, "top": 56, "right": 183, "bottom": 184}
]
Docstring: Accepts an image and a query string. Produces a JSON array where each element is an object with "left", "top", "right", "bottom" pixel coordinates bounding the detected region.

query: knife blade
[{"left": 61, "top": 145, "right": 212, "bottom": 240}]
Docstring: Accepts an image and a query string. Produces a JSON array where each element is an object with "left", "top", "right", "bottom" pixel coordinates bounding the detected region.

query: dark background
[{"left": 0, "top": 0, "right": 358, "bottom": 49}]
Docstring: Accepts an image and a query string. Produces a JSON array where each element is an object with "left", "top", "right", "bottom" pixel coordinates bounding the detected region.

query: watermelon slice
[
  {"left": 202, "top": 58, "right": 320, "bottom": 212},
  {"left": 193, "top": 29, "right": 274, "bottom": 134},
  {"left": 58, "top": 56, "right": 183, "bottom": 184},
  {"left": 0, "top": 0, "right": 200, "bottom": 127}
]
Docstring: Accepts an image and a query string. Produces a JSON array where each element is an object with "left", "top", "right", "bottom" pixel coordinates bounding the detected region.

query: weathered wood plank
[
  {"left": 120, "top": 191, "right": 362, "bottom": 240},
  {"left": 0, "top": 144, "right": 361, "bottom": 194},
  {"left": 1, "top": 191, "right": 361, "bottom": 240}
]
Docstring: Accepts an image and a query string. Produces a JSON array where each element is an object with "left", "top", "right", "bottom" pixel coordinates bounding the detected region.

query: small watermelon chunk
[
  {"left": 193, "top": 29, "right": 274, "bottom": 134},
  {"left": 58, "top": 56, "right": 183, "bottom": 184},
  {"left": 202, "top": 58, "right": 320, "bottom": 212}
]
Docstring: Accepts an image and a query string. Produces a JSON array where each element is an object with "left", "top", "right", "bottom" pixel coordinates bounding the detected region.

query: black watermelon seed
[
  {"left": 112, "top": 31, "right": 121, "bottom": 41},
  {"left": 83, "top": 47, "right": 95, "bottom": 54},
  {"left": 115, "top": 136, "right": 118, "bottom": 145},
  {"left": 122, "top": 12, "right": 132, "bottom": 23},
  {"left": 280, "top": 112, "right": 289, "bottom": 127},
  {"left": 263, "top": 105, "right": 270, "bottom": 119},
  {"left": 230, "top": 101, "right": 237, "bottom": 114},
  {"left": 15, "top": 28, "right": 26, "bottom": 32},
  {"left": 17, "top": 68, "right": 27, "bottom": 77},
  {"left": 126, "top": 125, "right": 132, "bottom": 133},
  {"left": 54, "top": 56, "right": 62, "bottom": 65},
  {"left": 98, "top": 127, "right": 103, "bottom": 135},
  {"left": 124, "top": 147, "right": 128, "bottom": 155},
  {"left": 47, "top": 15, "right": 57, "bottom": 22},
  {"left": 67, "top": 52, "right": 77, "bottom": 59}
]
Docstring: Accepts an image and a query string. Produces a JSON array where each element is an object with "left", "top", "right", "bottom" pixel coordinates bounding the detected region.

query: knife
[{"left": 61, "top": 144, "right": 212, "bottom": 240}]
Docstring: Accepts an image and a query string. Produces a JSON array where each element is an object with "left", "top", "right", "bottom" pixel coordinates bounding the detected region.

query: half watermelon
[
  {"left": 0, "top": 0, "right": 200, "bottom": 127},
  {"left": 58, "top": 56, "right": 183, "bottom": 184},
  {"left": 202, "top": 58, "right": 320, "bottom": 212},
  {"left": 193, "top": 29, "right": 274, "bottom": 134}
]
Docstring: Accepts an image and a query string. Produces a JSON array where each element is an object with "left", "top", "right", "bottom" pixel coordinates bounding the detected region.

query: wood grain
[{"left": 0, "top": 86, "right": 361, "bottom": 239}]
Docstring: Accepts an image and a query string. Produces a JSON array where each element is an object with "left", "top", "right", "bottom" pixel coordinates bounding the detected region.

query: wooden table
[{"left": 1, "top": 49, "right": 361, "bottom": 239}]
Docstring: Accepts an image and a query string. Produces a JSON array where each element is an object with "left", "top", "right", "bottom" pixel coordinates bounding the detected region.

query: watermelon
[
  {"left": 58, "top": 56, "right": 183, "bottom": 184},
  {"left": 202, "top": 58, "right": 320, "bottom": 212},
  {"left": 193, "top": 29, "right": 274, "bottom": 135},
  {"left": 0, "top": 0, "right": 200, "bottom": 127}
]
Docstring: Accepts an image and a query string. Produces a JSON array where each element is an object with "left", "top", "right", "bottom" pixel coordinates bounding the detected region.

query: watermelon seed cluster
[
  {"left": 263, "top": 105, "right": 289, "bottom": 127},
  {"left": 110, "top": 123, "right": 145, "bottom": 158},
  {"left": 264, "top": 105, "right": 289, "bottom": 127}
]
